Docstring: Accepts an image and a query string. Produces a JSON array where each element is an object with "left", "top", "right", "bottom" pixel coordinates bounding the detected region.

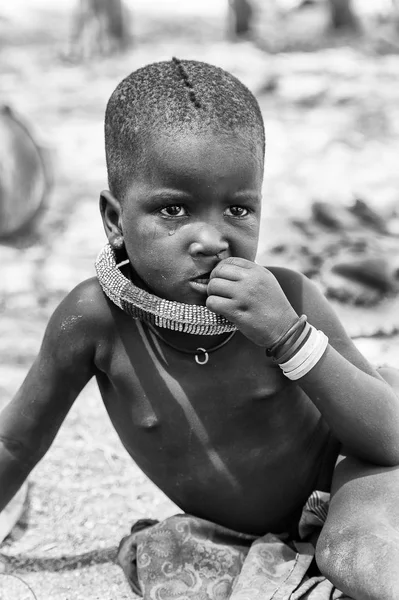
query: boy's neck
[{"left": 146, "top": 323, "right": 232, "bottom": 353}]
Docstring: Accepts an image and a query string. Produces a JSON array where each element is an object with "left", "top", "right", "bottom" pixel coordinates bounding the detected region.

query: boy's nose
[{"left": 188, "top": 224, "right": 229, "bottom": 259}]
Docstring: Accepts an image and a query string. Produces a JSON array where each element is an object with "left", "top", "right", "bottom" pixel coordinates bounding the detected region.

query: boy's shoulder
[
  {"left": 266, "top": 265, "right": 309, "bottom": 304},
  {"left": 58, "top": 276, "right": 113, "bottom": 332},
  {"left": 267, "top": 265, "right": 305, "bottom": 289},
  {"left": 266, "top": 264, "right": 343, "bottom": 342},
  {"left": 266, "top": 265, "right": 376, "bottom": 375},
  {"left": 41, "top": 277, "right": 115, "bottom": 366}
]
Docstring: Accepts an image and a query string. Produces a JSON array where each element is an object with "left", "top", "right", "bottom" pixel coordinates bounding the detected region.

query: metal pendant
[{"left": 195, "top": 348, "right": 209, "bottom": 365}]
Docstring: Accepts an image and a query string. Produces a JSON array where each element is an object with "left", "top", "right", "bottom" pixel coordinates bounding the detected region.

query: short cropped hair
[{"left": 104, "top": 58, "right": 265, "bottom": 200}]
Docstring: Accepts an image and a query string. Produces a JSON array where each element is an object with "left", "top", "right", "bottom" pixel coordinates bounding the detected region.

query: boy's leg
[
  {"left": 316, "top": 367, "right": 399, "bottom": 600},
  {"left": 316, "top": 457, "right": 399, "bottom": 599}
]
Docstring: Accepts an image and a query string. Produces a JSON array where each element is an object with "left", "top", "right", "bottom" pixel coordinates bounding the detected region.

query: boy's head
[
  {"left": 101, "top": 59, "right": 265, "bottom": 306},
  {"left": 104, "top": 58, "right": 265, "bottom": 202}
]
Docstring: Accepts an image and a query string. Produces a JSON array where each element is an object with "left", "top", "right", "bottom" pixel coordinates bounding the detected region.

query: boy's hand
[{"left": 206, "top": 258, "right": 298, "bottom": 347}]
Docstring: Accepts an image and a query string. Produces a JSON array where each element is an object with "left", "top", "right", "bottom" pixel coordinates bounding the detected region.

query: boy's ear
[{"left": 100, "top": 190, "right": 124, "bottom": 250}]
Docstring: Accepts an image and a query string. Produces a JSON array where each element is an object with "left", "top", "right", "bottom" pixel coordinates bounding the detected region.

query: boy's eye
[
  {"left": 225, "top": 206, "right": 249, "bottom": 217},
  {"left": 159, "top": 205, "right": 187, "bottom": 217}
]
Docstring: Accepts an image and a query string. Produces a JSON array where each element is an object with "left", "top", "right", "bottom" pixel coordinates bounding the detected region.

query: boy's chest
[
  {"left": 96, "top": 323, "right": 325, "bottom": 479},
  {"left": 95, "top": 322, "right": 332, "bottom": 533},
  {"left": 98, "top": 323, "right": 306, "bottom": 435}
]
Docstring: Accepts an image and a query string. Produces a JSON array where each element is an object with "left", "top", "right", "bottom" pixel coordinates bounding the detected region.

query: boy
[{"left": 1, "top": 58, "right": 399, "bottom": 599}]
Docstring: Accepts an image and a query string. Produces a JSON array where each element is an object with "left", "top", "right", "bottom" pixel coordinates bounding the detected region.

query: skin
[
  {"left": 316, "top": 448, "right": 399, "bottom": 599},
  {"left": 1, "top": 128, "right": 399, "bottom": 597},
  {"left": 103, "top": 132, "right": 263, "bottom": 301}
]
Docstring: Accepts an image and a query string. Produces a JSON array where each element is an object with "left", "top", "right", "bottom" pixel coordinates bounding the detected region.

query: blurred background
[{"left": 1, "top": 1, "right": 399, "bottom": 598}]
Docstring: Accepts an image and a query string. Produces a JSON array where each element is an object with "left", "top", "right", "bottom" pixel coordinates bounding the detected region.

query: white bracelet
[
  {"left": 284, "top": 332, "right": 329, "bottom": 380},
  {"left": 279, "top": 326, "right": 329, "bottom": 381},
  {"left": 277, "top": 325, "right": 318, "bottom": 372}
]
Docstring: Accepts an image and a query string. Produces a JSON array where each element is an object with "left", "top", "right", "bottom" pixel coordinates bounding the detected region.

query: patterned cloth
[{"left": 117, "top": 491, "right": 351, "bottom": 600}]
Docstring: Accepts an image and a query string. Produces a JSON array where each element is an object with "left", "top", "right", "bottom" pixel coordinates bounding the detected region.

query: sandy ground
[{"left": 1, "top": 2, "right": 399, "bottom": 598}]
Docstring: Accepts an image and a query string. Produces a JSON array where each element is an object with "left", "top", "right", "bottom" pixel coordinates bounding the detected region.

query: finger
[
  {"left": 207, "top": 277, "right": 236, "bottom": 299},
  {"left": 206, "top": 295, "right": 234, "bottom": 317},
  {"left": 219, "top": 257, "right": 254, "bottom": 270},
  {"left": 210, "top": 262, "right": 242, "bottom": 282}
]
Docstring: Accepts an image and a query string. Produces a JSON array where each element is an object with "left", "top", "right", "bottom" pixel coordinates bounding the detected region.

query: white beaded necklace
[{"left": 95, "top": 243, "right": 237, "bottom": 336}]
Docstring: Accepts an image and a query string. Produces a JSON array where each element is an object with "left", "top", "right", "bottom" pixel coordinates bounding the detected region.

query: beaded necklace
[{"left": 95, "top": 243, "right": 237, "bottom": 335}]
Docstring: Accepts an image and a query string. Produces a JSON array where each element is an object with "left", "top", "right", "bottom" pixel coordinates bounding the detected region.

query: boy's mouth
[
  {"left": 191, "top": 271, "right": 212, "bottom": 284},
  {"left": 189, "top": 271, "right": 212, "bottom": 293}
]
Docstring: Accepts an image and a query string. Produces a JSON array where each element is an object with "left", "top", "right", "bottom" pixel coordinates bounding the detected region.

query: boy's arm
[
  {"left": 207, "top": 260, "right": 399, "bottom": 467},
  {"left": 0, "top": 280, "right": 99, "bottom": 512},
  {"left": 270, "top": 266, "right": 399, "bottom": 466}
]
